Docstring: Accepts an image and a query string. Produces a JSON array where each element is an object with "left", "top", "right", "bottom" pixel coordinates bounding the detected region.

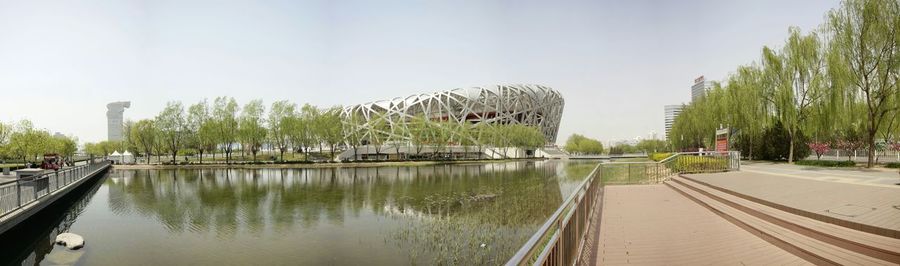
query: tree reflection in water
[{"left": 93, "top": 160, "right": 591, "bottom": 265}]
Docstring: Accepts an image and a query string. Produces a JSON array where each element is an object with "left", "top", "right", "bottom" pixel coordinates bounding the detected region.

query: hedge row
[
  {"left": 795, "top": 160, "right": 856, "bottom": 167},
  {"left": 649, "top": 153, "right": 674, "bottom": 162}
]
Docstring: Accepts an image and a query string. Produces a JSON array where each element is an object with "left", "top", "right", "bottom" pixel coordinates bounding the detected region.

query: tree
[
  {"left": 188, "top": 100, "right": 216, "bottom": 164},
  {"left": 428, "top": 121, "right": 453, "bottom": 159},
  {"left": 509, "top": 125, "right": 545, "bottom": 157},
  {"left": 214, "top": 97, "right": 240, "bottom": 164},
  {"left": 156, "top": 101, "right": 187, "bottom": 163},
  {"left": 53, "top": 134, "right": 78, "bottom": 163},
  {"left": 131, "top": 119, "right": 158, "bottom": 164},
  {"left": 367, "top": 112, "right": 391, "bottom": 157},
  {"left": 635, "top": 139, "right": 668, "bottom": 154},
  {"left": 727, "top": 65, "right": 769, "bottom": 159},
  {"left": 268, "top": 100, "right": 295, "bottom": 161},
  {"left": 827, "top": 0, "right": 900, "bottom": 167},
  {"left": 120, "top": 120, "right": 136, "bottom": 155},
  {"left": 0, "top": 121, "right": 11, "bottom": 159},
  {"left": 563, "top": 134, "right": 604, "bottom": 155},
  {"left": 239, "top": 100, "right": 267, "bottom": 161},
  {"left": 7, "top": 120, "right": 49, "bottom": 165},
  {"left": 318, "top": 107, "right": 344, "bottom": 161},
  {"left": 808, "top": 142, "right": 831, "bottom": 160},
  {"left": 409, "top": 114, "right": 430, "bottom": 157},
  {"left": 344, "top": 111, "right": 366, "bottom": 160},
  {"left": 294, "top": 104, "right": 319, "bottom": 159},
  {"left": 761, "top": 27, "right": 827, "bottom": 163}
]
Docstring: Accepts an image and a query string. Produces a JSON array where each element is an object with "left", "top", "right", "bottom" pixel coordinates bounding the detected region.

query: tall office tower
[
  {"left": 107, "top": 101, "right": 131, "bottom": 141},
  {"left": 664, "top": 104, "right": 683, "bottom": 140},
  {"left": 691, "top": 75, "right": 712, "bottom": 102}
]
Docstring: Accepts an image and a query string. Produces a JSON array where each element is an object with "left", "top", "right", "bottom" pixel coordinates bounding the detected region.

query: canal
[{"left": 1, "top": 160, "right": 598, "bottom": 265}]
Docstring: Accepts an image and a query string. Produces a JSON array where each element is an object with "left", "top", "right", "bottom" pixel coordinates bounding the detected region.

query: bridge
[{"left": 0, "top": 160, "right": 111, "bottom": 235}]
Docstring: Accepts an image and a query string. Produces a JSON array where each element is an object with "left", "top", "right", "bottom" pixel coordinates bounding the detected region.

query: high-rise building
[
  {"left": 107, "top": 101, "right": 131, "bottom": 141},
  {"left": 664, "top": 104, "right": 683, "bottom": 140},
  {"left": 691, "top": 75, "right": 712, "bottom": 102}
]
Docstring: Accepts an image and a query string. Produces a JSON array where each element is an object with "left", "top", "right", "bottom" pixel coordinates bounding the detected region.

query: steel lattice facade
[{"left": 341, "top": 84, "right": 564, "bottom": 144}]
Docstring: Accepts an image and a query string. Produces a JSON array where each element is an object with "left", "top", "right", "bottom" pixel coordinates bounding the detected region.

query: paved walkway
[
  {"left": 686, "top": 171, "right": 900, "bottom": 238},
  {"left": 742, "top": 161, "right": 900, "bottom": 187},
  {"left": 594, "top": 185, "right": 809, "bottom": 265}
]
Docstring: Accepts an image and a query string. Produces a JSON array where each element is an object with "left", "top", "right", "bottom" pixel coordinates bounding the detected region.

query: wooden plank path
[{"left": 593, "top": 185, "right": 809, "bottom": 265}]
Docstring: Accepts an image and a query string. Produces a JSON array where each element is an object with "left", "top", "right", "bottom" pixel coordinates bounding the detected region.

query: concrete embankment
[{"left": 0, "top": 164, "right": 110, "bottom": 235}]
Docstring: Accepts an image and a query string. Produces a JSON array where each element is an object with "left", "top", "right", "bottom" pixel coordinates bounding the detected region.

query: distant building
[
  {"left": 664, "top": 104, "right": 683, "bottom": 140},
  {"left": 107, "top": 101, "right": 131, "bottom": 141},
  {"left": 691, "top": 75, "right": 712, "bottom": 102}
]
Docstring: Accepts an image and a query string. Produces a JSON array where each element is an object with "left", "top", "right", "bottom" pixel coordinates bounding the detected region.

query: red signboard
[{"left": 715, "top": 128, "right": 728, "bottom": 152}]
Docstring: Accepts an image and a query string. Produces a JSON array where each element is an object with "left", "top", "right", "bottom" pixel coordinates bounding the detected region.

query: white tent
[
  {"left": 109, "top": 150, "right": 123, "bottom": 164},
  {"left": 121, "top": 150, "right": 135, "bottom": 164}
]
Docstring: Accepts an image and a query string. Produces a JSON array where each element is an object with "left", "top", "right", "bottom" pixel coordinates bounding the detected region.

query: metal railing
[
  {"left": 506, "top": 151, "right": 740, "bottom": 266},
  {"left": 0, "top": 160, "right": 111, "bottom": 218}
]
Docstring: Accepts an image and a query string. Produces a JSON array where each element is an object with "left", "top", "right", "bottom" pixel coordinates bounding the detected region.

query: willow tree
[
  {"left": 268, "top": 100, "right": 295, "bottom": 161},
  {"left": 156, "top": 101, "right": 187, "bottom": 163},
  {"left": 188, "top": 100, "right": 217, "bottom": 163},
  {"left": 761, "top": 27, "right": 827, "bottom": 163},
  {"left": 131, "top": 119, "right": 157, "bottom": 164},
  {"left": 319, "top": 107, "right": 345, "bottom": 161},
  {"left": 213, "top": 97, "right": 240, "bottom": 164},
  {"left": 726, "top": 65, "right": 769, "bottom": 159},
  {"left": 827, "top": 0, "right": 900, "bottom": 167},
  {"left": 239, "top": 100, "right": 267, "bottom": 161}
]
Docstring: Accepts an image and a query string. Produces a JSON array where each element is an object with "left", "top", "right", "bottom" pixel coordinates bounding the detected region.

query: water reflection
[
  {"left": 7, "top": 160, "right": 597, "bottom": 265},
  {"left": 0, "top": 171, "right": 105, "bottom": 266}
]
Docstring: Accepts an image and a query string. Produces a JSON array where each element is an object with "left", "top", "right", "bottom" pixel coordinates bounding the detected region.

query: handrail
[
  {"left": 507, "top": 151, "right": 741, "bottom": 265},
  {"left": 506, "top": 163, "right": 602, "bottom": 265},
  {"left": 0, "top": 160, "right": 111, "bottom": 219}
]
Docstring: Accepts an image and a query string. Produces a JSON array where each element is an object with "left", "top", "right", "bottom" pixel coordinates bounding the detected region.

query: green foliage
[
  {"left": 239, "top": 99, "right": 267, "bottom": 161},
  {"left": 214, "top": 96, "right": 240, "bottom": 163},
  {"left": 635, "top": 139, "right": 668, "bottom": 154},
  {"left": 607, "top": 143, "right": 638, "bottom": 155},
  {"left": 156, "top": 101, "right": 187, "bottom": 163},
  {"left": 885, "top": 162, "right": 900, "bottom": 168},
  {"left": 672, "top": 156, "right": 728, "bottom": 173},
  {"left": 826, "top": 0, "right": 900, "bottom": 167},
  {"left": 649, "top": 152, "right": 673, "bottom": 162},
  {"left": 751, "top": 121, "right": 812, "bottom": 161},
  {"left": 669, "top": 1, "right": 900, "bottom": 167},
  {"left": 795, "top": 160, "right": 856, "bottom": 167},
  {"left": 130, "top": 119, "right": 157, "bottom": 163},
  {"left": 563, "top": 134, "right": 604, "bottom": 155}
]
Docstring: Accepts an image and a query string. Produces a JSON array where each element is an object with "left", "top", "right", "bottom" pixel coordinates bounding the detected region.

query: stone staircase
[{"left": 665, "top": 175, "right": 900, "bottom": 265}]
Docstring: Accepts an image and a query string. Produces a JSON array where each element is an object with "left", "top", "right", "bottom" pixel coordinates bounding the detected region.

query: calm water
[{"left": 1, "top": 160, "right": 598, "bottom": 265}]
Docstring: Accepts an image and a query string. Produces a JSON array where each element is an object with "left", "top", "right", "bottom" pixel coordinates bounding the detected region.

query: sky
[{"left": 0, "top": 0, "right": 840, "bottom": 144}]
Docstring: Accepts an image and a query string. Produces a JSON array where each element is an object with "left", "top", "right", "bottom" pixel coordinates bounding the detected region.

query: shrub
[
  {"left": 671, "top": 156, "right": 727, "bottom": 173},
  {"left": 649, "top": 152, "right": 674, "bottom": 162},
  {"left": 751, "top": 121, "right": 811, "bottom": 161},
  {"left": 795, "top": 160, "right": 856, "bottom": 167},
  {"left": 885, "top": 162, "right": 900, "bottom": 169}
]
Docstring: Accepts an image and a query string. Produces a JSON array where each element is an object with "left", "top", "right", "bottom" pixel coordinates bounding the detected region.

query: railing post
[{"left": 16, "top": 181, "right": 21, "bottom": 207}]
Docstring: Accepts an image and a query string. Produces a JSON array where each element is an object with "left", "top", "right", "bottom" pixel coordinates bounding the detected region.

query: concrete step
[
  {"left": 665, "top": 179, "right": 896, "bottom": 265},
  {"left": 671, "top": 176, "right": 900, "bottom": 263},
  {"left": 682, "top": 174, "right": 900, "bottom": 239}
]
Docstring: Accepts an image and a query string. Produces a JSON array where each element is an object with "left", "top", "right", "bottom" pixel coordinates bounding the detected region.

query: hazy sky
[{"left": 0, "top": 0, "right": 839, "bottom": 144}]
